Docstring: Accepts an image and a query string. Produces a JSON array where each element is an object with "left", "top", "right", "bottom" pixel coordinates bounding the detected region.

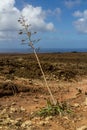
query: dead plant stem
[{"left": 33, "top": 48, "right": 56, "bottom": 105}]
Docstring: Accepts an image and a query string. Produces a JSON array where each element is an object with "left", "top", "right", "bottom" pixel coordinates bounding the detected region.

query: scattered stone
[
  {"left": 33, "top": 98, "right": 38, "bottom": 102},
  {"left": 34, "top": 82, "right": 39, "bottom": 86},
  {"left": 13, "top": 118, "right": 22, "bottom": 126},
  {"left": 38, "top": 120, "right": 49, "bottom": 126},
  {"left": 11, "top": 102, "right": 16, "bottom": 105},
  {"left": 20, "top": 106, "right": 26, "bottom": 112},
  {"left": 77, "top": 117, "right": 82, "bottom": 121},
  {"left": 84, "top": 97, "right": 87, "bottom": 106},
  {"left": 63, "top": 116, "right": 69, "bottom": 120},
  {"left": 0, "top": 109, "right": 7, "bottom": 115},
  {"left": 16, "top": 117, "right": 22, "bottom": 121},
  {"left": 2, "top": 117, "right": 11, "bottom": 125},
  {"left": 29, "top": 79, "right": 33, "bottom": 85},
  {"left": 76, "top": 88, "right": 82, "bottom": 94},
  {"left": 10, "top": 107, "right": 17, "bottom": 113},
  {"left": 72, "top": 103, "right": 80, "bottom": 107},
  {"left": 32, "top": 117, "right": 40, "bottom": 122},
  {"left": 45, "top": 116, "right": 53, "bottom": 121},
  {"left": 0, "top": 126, "right": 2, "bottom": 129},
  {"left": 21, "top": 120, "right": 32, "bottom": 128},
  {"left": 76, "top": 125, "right": 87, "bottom": 130}
]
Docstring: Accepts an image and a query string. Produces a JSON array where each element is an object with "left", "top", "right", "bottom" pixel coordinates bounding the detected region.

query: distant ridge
[{"left": 0, "top": 48, "right": 87, "bottom": 53}]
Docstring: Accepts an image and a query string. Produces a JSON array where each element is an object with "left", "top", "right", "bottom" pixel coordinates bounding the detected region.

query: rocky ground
[{"left": 0, "top": 53, "right": 87, "bottom": 130}]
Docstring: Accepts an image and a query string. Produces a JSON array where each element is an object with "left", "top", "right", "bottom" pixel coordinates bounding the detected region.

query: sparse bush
[
  {"left": 58, "top": 70, "right": 77, "bottom": 81},
  {"left": 0, "top": 81, "right": 19, "bottom": 97}
]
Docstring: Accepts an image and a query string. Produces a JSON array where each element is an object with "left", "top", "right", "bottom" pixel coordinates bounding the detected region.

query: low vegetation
[
  {"left": 0, "top": 53, "right": 87, "bottom": 81},
  {"left": 36, "top": 100, "right": 72, "bottom": 117}
]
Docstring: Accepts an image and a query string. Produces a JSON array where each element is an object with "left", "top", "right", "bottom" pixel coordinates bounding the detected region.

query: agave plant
[{"left": 18, "top": 15, "right": 56, "bottom": 105}]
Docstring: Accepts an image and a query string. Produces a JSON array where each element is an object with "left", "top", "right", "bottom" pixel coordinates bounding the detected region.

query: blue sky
[{"left": 0, "top": 0, "right": 87, "bottom": 50}]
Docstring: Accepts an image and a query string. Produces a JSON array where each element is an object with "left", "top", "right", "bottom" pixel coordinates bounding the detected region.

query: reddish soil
[
  {"left": 0, "top": 76, "right": 87, "bottom": 130},
  {"left": 0, "top": 53, "right": 87, "bottom": 130}
]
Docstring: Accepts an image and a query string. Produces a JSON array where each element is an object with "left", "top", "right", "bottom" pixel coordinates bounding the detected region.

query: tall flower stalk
[{"left": 18, "top": 16, "right": 56, "bottom": 105}]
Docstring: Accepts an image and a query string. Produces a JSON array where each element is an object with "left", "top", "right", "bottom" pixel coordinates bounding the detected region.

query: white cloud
[
  {"left": 0, "top": 0, "right": 54, "bottom": 40},
  {"left": 73, "top": 10, "right": 83, "bottom": 17},
  {"left": 21, "top": 5, "right": 54, "bottom": 32},
  {"left": 65, "top": 0, "right": 81, "bottom": 8},
  {"left": 0, "top": 0, "right": 20, "bottom": 40},
  {"left": 46, "top": 8, "right": 61, "bottom": 21},
  {"left": 47, "top": 8, "right": 61, "bottom": 16},
  {"left": 0, "top": 31, "right": 17, "bottom": 41},
  {"left": 0, "top": 0, "right": 15, "bottom": 11},
  {"left": 46, "top": 8, "right": 62, "bottom": 19},
  {"left": 73, "top": 10, "right": 87, "bottom": 33}
]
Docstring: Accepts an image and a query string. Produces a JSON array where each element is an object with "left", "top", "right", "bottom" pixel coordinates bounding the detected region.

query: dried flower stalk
[{"left": 18, "top": 16, "right": 56, "bottom": 105}]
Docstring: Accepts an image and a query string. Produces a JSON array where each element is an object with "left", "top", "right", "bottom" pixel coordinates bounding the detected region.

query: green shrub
[{"left": 36, "top": 100, "right": 72, "bottom": 117}]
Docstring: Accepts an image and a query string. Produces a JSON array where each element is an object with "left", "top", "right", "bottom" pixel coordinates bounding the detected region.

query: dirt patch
[
  {"left": 0, "top": 77, "right": 87, "bottom": 130},
  {"left": 0, "top": 53, "right": 87, "bottom": 130}
]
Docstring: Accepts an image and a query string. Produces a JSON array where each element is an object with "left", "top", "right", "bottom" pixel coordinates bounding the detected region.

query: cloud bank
[
  {"left": 73, "top": 10, "right": 87, "bottom": 34},
  {"left": 0, "top": 0, "right": 55, "bottom": 40}
]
